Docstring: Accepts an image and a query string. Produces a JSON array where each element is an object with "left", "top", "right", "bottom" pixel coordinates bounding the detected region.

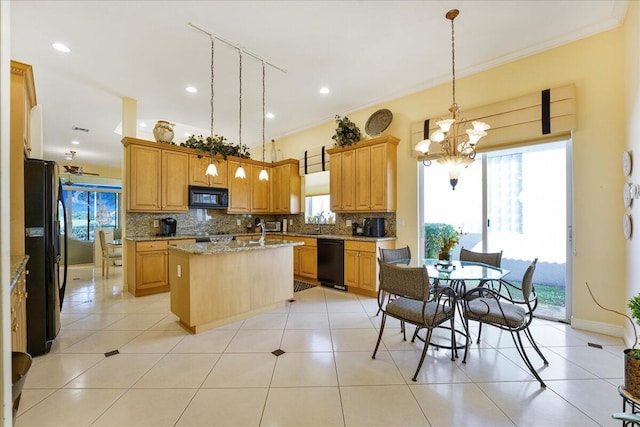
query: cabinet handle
[
  {"left": 11, "top": 308, "right": 15, "bottom": 314},
  {"left": 12, "top": 323, "right": 19, "bottom": 332}
]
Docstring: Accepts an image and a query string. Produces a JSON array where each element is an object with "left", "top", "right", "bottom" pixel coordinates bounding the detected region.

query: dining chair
[
  {"left": 99, "top": 230, "right": 122, "bottom": 279},
  {"left": 459, "top": 246, "right": 503, "bottom": 342},
  {"left": 376, "top": 246, "right": 412, "bottom": 318},
  {"left": 373, "top": 259, "right": 456, "bottom": 381},
  {"left": 461, "top": 258, "right": 548, "bottom": 387}
]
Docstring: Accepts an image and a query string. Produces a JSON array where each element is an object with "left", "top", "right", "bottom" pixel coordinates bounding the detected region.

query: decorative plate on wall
[
  {"left": 624, "top": 214, "right": 633, "bottom": 240},
  {"left": 624, "top": 182, "right": 633, "bottom": 209},
  {"left": 365, "top": 109, "right": 393, "bottom": 137},
  {"left": 623, "top": 150, "right": 633, "bottom": 177}
]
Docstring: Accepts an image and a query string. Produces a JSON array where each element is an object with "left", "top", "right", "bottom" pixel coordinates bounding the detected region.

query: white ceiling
[{"left": 10, "top": 0, "right": 627, "bottom": 169}]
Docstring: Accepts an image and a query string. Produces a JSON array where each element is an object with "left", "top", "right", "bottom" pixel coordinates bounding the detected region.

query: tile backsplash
[{"left": 126, "top": 210, "right": 396, "bottom": 237}]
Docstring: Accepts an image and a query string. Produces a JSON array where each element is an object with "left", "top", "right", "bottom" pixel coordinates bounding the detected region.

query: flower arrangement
[
  {"left": 181, "top": 134, "right": 251, "bottom": 159},
  {"left": 332, "top": 115, "right": 361, "bottom": 147},
  {"left": 424, "top": 223, "right": 462, "bottom": 257}
]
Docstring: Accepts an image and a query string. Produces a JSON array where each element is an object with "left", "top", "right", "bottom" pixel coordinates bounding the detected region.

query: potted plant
[
  {"left": 332, "top": 115, "right": 361, "bottom": 147},
  {"left": 181, "top": 134, "right": 251, "bottom": 159},
  {"left": 585, "top": 282, "right": 640, "bottom": 399},
  {"left": 424, "top": 223, "right": 460, "bottom": 260}
]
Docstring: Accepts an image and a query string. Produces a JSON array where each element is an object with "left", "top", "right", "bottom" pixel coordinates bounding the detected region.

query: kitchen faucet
[
  {"left": 314, "top": 212, "right": 326, "bottom": 234},
  {"left": 258, "top": 222, "right": 266, "bottom": 243}
]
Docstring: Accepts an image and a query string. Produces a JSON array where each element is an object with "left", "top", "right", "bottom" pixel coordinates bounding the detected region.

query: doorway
[{"left": 420, "top": 140, "right": 572, "bottom": 322}]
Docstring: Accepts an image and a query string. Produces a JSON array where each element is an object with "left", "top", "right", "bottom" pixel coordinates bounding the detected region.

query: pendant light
[
  {"left": 205, "top": 37, "right": 219, "bottom": 177},
  {"left": 235, "top": 49, "right": 246, "bottom": 179},
  {"left": 258, "top": 61, "right": 269, "bottom": 181}
]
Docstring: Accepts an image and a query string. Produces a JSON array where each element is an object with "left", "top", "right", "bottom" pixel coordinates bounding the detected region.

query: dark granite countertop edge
[{"left": 10, "top": 255, "right": 29, "bottom": 292}]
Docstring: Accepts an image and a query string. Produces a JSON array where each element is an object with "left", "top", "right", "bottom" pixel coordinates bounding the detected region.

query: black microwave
[{"left": 188, "top": 186, "right": 229, "bottom": 209}]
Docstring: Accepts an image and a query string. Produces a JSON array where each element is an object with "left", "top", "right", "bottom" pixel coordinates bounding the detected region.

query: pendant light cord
[
  {"left": 450, "top": 14, "right": 456, "bottom": 107},
  {"left": 262, "top": 61, "right": 266, "bottom": 165},
  {"left": 238, "top": 50, "right": 243, "bottom": 149},
  {"left": 210, "top": 37, "right": 215, "bottom": 156}
]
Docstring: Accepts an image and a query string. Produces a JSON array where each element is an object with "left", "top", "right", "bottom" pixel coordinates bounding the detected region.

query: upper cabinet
[
  {"left": 10, "top": 61, "right": 37, "bottom": 258},
  {"left": 123, "top": 137, "right": 300, "bottom": 214},
  {"left": 189, "top": 154, "right": 228, "bottom": 188},
  {"left": 327, "top": 135, "right": 398, "bottom": 212},
  {"left": 123, "top": 138, "right": 189, "bottom": 212},
  {"left": 272, "top": 161, "right": 301, "bottom": 214}
]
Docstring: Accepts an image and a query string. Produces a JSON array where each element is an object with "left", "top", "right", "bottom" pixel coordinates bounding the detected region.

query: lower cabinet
[
  {"left": 344, "top": 240, "right": 395, "bottom": 295},
  {"left": 286, "top": 236, "right": 317, "bottom": 281},
  {"left": 11, "top": 270, "right": 28, "bottom": 352},
  {"left": 127, "top": 239, "right": 194, "bottom": 296}
]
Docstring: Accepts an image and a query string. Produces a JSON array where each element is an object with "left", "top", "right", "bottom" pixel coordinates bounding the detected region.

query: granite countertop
[
  {"left": 126, "top": 232, "right": 396, "bottom": 243},
  {"left": 10, "top": 255, "right": 29, "bottom": 292},
  {"left": 168, "top": 239, "right": 304, "bottom": 255}
]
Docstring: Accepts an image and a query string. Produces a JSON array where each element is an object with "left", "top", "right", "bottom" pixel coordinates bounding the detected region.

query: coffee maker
[
  {"left": 363, "top": 217, "right": 385, "bottom": 237},
  {"left": 160, "top": 218, "right": 177, "bottom": 236}
]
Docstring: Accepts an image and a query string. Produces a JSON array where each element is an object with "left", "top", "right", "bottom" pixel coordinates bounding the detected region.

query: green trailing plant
[
  {"left": 180, "top": 134, "right": 251, "bottom": 159},
  {"left": 332, "top": 115, "right": 361, "bottom": 147},
  {"left": 585, "top": 282, "right": 639, "bottom": 358}
]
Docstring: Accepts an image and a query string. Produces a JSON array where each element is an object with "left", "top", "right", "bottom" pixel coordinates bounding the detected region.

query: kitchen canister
[{"left": 153, "top": 120, "right": 175, "bottom": 143}]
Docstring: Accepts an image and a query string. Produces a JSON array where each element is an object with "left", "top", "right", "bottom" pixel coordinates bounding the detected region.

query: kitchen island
[{"left": 168, "top": 238, "right": 303, "bottom": 333}]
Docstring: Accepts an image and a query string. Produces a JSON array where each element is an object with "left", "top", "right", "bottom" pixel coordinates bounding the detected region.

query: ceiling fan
[{"left": 63, "top": 151, "right": 99, "bottom": 176}]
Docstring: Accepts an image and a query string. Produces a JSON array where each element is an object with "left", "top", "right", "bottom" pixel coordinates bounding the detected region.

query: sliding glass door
[{"left": 421, "top": 140, "right": 572, "bottom": 322}]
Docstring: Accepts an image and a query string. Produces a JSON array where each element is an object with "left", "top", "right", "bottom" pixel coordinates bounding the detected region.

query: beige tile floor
[{"left": 15, "top": 265, "right": 627, "bottom": 426}]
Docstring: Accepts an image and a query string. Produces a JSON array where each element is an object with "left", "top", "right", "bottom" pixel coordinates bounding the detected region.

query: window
[
  {"left": 61, "top": 183, "right": 122, "bottom": 241},
  {"left": 305, "top": 194, "right": 335, "bottom": 224}
]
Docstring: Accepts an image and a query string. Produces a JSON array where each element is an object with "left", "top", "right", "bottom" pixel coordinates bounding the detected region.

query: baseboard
[{"left": 571, "top": 316, "right": 631, "bottom": 345}]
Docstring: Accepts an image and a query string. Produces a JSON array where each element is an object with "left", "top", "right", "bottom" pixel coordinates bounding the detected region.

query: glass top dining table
[{"left": 387, "top": 259, "right": 510, "bottom": 282}]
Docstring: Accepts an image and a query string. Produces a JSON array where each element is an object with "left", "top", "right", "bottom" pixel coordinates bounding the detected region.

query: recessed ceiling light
[
  {"left": 71, "top": 140, "right": 80, "bottom": 145},
  {"left": 186, "top": 86, "right": 198, "bottom": 93},
  {"left": 52, "top": 43, "right": 71, "bottom": 53},
  {"left": 265, "top": 112, "right": 275, "bottom": 119},
  {"left": 319, "top": 87, "right": 330, "bottom": 95},
  {"left": 139, "top": 123, "right": 147, "bottom": 128}
]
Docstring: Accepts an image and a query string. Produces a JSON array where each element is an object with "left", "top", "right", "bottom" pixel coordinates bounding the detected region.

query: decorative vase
[
  {"left": 625, "top": 349, "right": 640, "bottom": 399},
  {"left": 153, "top": 120, "right": 174, "bottom": 143},
  {"left": 438, "top": 251, "right": 452, "bottom": 264}
]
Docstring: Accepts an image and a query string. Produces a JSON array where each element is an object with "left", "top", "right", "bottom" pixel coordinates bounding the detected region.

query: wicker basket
[{"left": 624, "top": 349, "right": 640, "bottom": 399}]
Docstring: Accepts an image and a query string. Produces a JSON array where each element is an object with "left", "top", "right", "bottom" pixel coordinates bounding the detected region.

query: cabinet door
[
  {"left": 271, "top": 166, "right": 283, "bottom": 212},
  {"left": 129, "top": 144, "right": 162, "bottom": 211},
  {"left": 227, "top": 160, "right": 251, "bottom": 213},
  {"left": 344, "top": 249, "right": 359, "bottom": 287},
  {"left": 329, "top": 154, "right": 342, "bottom": 211},
  {"left": 209, "top": 159, "right": 228, "bottom": 188},
  {"left": 136, "top": 250, "right": 168, "bottom": 290},
  {"left": 341, "top": 150, "right": 356, "bottom": 211},
  {"left": 250, "top": 164, "right": 271, "bottom": 213},
  {"left": 358, "top": 251, "right": 377, "bottom": 291},
  {"left": 189, "top": 154, "right": 210, "bottom": 187},
  {"left": 162, "top": 150, "right": 189, "bottom": 211},
  {"left": 293, "top": 246, "right": 301, "bottom": 276},
  {"left": 298, "top": 246, "right": 317, "bottom": 279},
  {"left": 355, "top": 146, "right": 371, "bottom": 211},
  {"left": 370, "top": 143, "right": 390, "bottom": 211}
]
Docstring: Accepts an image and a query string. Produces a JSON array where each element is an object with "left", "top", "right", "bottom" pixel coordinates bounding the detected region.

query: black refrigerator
[{"left": 24, "top": 159, "right": 68, "bottom": 356}]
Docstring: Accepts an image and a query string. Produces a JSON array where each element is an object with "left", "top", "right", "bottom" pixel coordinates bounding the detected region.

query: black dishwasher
[{"left": 317, "top": 239, "right": 345, "bottom": 291}]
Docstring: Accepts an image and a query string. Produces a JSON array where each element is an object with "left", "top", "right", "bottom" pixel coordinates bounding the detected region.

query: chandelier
[
  {"left": 205, "top": 37, "right": 219, "bottom": 177},
  {"left": 415, "top": 9, "right": 490, "bottom": 190}
]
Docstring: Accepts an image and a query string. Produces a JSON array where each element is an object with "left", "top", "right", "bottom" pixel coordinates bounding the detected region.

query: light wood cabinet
[
  {"left": 227, "top": 160, "right": 251, "bottom": 213},
  {"left": 327, "top": 135, "right": 398, "bottom": 212},
  {"left": 126, "top": 239, "right": 195, "bottom": 296},
  {"left": 250, "top": 164, "right": 271, "bottom": 213},
  {"left": 11, "top": 270, "right": 28, "bottom": 352},
  {"left": 272, "top": 162, "right": 301, "bottom": 214},
  {"left": 286, "top": 236, "right": 317, "bottom": 280},
  {"left": 189, "top": 154, "right": 228, "bottom": 188},
  {"left": 124, "top": 138, "right": 189, "bottom": 212},
  {"left": 344, "top": 239, "right": 395, "bottom": 296},
  {"left": 10, "top": 61, "right": 36, "bottom": 259}
]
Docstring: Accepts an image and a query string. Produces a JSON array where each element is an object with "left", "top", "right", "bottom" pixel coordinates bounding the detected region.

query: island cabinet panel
[
  {"left": 227, "top": 160, "right": 251, "bottom": 213},
  {"left": 126, "top": 239, "right": 194, "bottom": 296},
  {"left": 125, "top": 139, "right": 189, "bottom": 212},
  {"left": 169, "top": 244, "right": 294, "bottom": 333},
  {"left": 250, "top": 164, "right": 271, "bottom": 213},
  {"left": 286, "top": 236, "right": 317, "bottom": 281},
  {"left": 189, "top": 154, "right": 228, "bottom": 188},
  {"left": 327, "top": 135, "right": 398, "bottom": 213}
]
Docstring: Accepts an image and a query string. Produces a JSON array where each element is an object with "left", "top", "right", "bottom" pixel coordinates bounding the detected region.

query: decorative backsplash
[{"left": 126, "top": 210, "right": 396, "bottom": 237}]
